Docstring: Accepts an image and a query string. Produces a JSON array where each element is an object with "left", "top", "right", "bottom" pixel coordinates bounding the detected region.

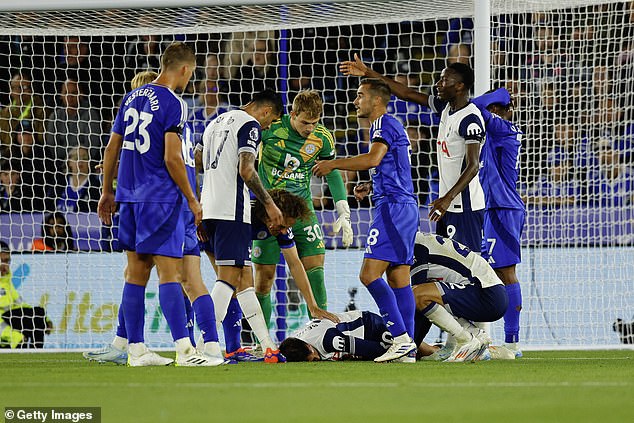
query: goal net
[{"left": 0, "top": 0, "right": 632, "bottom": 350}]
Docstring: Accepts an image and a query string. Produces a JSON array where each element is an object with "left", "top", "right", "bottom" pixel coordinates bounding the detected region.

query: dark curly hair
[
  {"left": 253, "top": 189, "right": 310, "bottom": 223},
  {"left": 279, "top": 337, "right": 313, "bottom": 362}
]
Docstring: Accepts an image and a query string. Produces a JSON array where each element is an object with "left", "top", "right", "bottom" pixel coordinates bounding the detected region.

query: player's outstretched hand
[
  {"left": 312, "top": 159, "right": 334, "bottom": 177},
  {"left": 309, "top": 307, "right": 340, "bottom": 324},
  {"left": 188, "top": 198, "right": 203, "bottom": 226},
  {"left": 340, "top": 53, "right": 368, "bottom": 77},
  {"left": 353, "top": 182, "right": 372, "bottom": 201},
  {"left": 97, "top": 192, "right": 116, "bottom": 225}
]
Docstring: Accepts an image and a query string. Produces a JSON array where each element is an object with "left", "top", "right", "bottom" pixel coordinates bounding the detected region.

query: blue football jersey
[
  {"left": 112, "top": 83, "right": 188, "bottom": 203},
  {"left": 179, "top": 122, "right": 198, "bottom": 243},
  {"left": 369, "top": 114, "right": 417, "bottom": 204},
  {"left": 478, "top": 108, "right": 525, "bottom": 210},
  {"left": 181, "top": 122, "right": 197, "bottom": 197}
]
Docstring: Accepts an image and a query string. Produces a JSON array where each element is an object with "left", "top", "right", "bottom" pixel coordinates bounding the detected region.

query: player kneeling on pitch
[
  {"left": 411, "top": 232, "right": 509, "bottom": 362},
  {"left": 279, "top": 310, "right": 403, "bottom": 362}
]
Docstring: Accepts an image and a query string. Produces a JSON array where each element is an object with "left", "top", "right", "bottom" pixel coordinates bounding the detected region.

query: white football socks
[
  {"left": 237, "top": 287, "right": 276, "bottom": 351},
  {"left": 202, "top": 341, "right": 223, "bottom": 358},
  {"left": 474, "top": 321, "right": 491, "bottom": 335},
  {"left": 112, "top": 335, "right": 128, "bottom": 351},
  {"left": 210, "top": 280, "right": 235, "bottom": 324},
  {"left": 425, "top": 305, "right": 471, "bottom": 343},
  {"left": 175, "top": 337, "right": 194, "bottom": 354}
]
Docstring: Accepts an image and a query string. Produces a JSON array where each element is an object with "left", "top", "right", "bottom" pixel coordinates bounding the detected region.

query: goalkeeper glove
[{"left": 334, "top": 200, "right": 354, "bottom": 247}]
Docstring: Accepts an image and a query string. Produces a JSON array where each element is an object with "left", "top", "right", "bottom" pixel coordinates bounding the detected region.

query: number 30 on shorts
[{"left": 303, "top": 224, "right": 323, "bottom": 242}]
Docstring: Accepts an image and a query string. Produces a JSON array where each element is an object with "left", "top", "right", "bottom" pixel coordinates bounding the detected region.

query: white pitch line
[{"left": 1, "top": 381, "right": 630, "bottom": 389}]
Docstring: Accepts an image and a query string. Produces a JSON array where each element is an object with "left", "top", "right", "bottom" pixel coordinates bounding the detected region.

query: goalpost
[{"left": 0, "top": 0, "right": 632, "bottom": 350}]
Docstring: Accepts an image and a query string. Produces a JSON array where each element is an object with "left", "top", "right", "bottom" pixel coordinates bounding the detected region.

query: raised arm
[{"left": 340, "top": 53, "right": 430, "bottom": 106}]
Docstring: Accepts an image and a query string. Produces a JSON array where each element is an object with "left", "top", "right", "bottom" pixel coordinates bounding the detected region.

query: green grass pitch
[{"left": 2, "top": 350, "right": 633, "bottom": 423}]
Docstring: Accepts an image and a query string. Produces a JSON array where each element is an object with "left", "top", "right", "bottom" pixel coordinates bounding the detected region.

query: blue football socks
[
  {"left": 392, "top": 285, "right": 416, "bottom": 338},
  {"left": 159, "top": 282, "right": 189, "bottom": 342},
  {"left": 115, "top": 302, "right": 127, "bottom": 339},
  {"left": 367, "top": 278, "right": 408, "bottom": 338},
  {"left": 193, "top": 295, "right": 219, "bottom": 344},
  {"left": 183, "top": 295, "right": 195, "bottom": 346},
  {"left": 122, "top": 282, "right": 145, "bottom": 344},
  {"left": 222, "top": 298, "right": 242, "bottom": 353},
  {"left": 504, "top": 282, "right": 522, "bottom": 343}
]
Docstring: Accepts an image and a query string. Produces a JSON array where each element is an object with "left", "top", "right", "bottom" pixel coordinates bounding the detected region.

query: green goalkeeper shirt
[{"left": 259, "top": 114, "right": 338, "bottom": 205}]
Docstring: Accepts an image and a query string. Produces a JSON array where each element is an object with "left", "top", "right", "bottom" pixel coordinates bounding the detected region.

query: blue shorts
[
  {"left": 363, "top": 201, "right": 418, "bottom": 266},
  {"left": 436, "top": 210, "right": 484, "bottom": 252},
  {"left": 118, "top": 201, "right": 184, "bottom": 258},
  {"left": 201, "top": 219, "right": 251, "bottom": 266},
  {"left": 481, "top": 208, "right": 525, "bottom": 269},
  {"left": 436, "top": 282, "right": 508, "bottom": 322},
  {"left": 182, "top": 210, "right": 200, "bottom": 257}
]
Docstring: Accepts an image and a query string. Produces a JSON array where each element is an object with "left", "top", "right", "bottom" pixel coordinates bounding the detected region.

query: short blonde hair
[
  {"left": 291, "top": 90, "right": 322, "bottom": 119},
  {"left": 131, "top": 71, "right": 158, "bottom": 89},
  {"left": 161, "top": 42, "right": 196, "bottom": 70}
]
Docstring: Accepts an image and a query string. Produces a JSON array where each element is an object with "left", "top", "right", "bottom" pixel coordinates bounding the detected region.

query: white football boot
[{"left": 127, "top": 343, "right": 174, "bottom": 367}]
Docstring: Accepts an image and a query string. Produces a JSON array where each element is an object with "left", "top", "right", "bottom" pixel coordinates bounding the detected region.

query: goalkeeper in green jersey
[{"left": 253, "top": 90, "right": 353, "bottom": 324}]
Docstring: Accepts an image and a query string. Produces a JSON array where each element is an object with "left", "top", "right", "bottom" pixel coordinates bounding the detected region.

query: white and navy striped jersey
[
  {"left": 293, "top": 311, "right": 391, "bottom": 361},
  {"left": 410, "top": 232, "right": 502, "bottom": 289},
  {"left": 200, "top": 109, "right": 261, "bottom": 223},
  {"left": 429, "top": 95, "right": 486, "bottom": 212}
]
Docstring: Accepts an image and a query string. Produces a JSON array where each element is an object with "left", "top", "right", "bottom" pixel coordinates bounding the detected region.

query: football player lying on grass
[{"left": 279, "top": 310, "right": 412, "bottom": 362}]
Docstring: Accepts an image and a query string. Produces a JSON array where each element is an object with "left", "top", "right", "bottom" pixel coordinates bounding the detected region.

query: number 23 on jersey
[{"left": 122, "top": 108, "right": 153, "bottom": 154}]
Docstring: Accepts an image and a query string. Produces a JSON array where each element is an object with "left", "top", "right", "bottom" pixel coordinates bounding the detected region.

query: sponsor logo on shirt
[
  {"left": 466, "top": 122, "right": 484, "bottom": 140},
  {"left": 303, "top": 143, "right": 317, "bottom": 155}
]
